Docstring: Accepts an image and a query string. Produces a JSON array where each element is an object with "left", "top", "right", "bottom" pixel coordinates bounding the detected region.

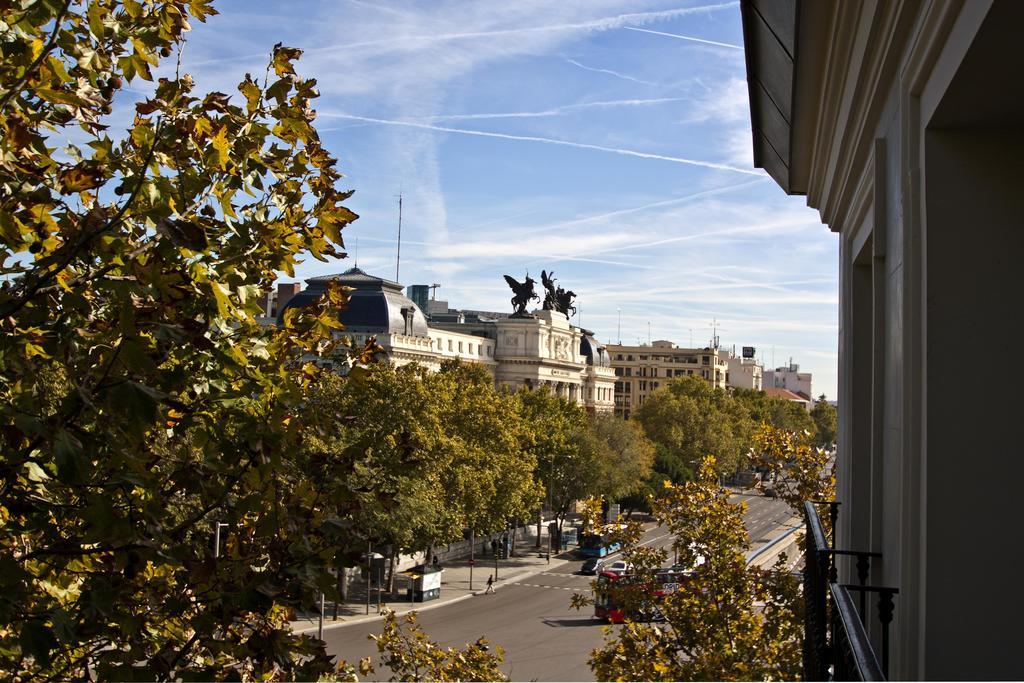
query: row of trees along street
[
  {"left": 0, "top": 1, "right": 837, "bottom": 679},
  {"left": 620, "top": 375, "right": 837, "bottom": 515}
]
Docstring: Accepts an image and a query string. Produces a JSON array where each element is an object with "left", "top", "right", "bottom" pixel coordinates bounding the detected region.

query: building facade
[
  {"left": 277, "top": 268, "right": 614, "bottom": 413},
  {"left": 762, "top": 361, "right": 811, "bottom": 398},
  {"left": 721, "top": 349, "right": 764, "bottom": 390},
  {"left": 742, "top": 0, "right": 1022, "bottom": 678},
  {"left": 607, "top": 340, "right": 728, "bottom": 419}
]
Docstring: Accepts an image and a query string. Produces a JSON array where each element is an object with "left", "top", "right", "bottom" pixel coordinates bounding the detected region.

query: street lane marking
[{"left": 511, "top": 582, "right": 584, "bottom": 592}]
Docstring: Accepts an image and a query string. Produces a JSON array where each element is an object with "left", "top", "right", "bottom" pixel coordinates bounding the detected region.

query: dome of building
[
  {"left": 277, "top": 267, "right": 429, "bottom": 337},
  {"left": 580, "top": 334, "right": 611, "bottom": 367}
]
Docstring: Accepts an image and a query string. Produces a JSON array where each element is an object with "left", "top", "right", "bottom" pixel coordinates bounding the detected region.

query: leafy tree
[
  {"left": 809, "top": 394, "right": 837, "bottom": 446},
  {"left": 516, "top": 387, "right": 597, "bottom": 538},
  {"left": 578, "top": 459, "right": 803, "bottom": 681},
  {"left": 589, "top": 413, "right": 655, "bottom": 504},
  {"left": 733, "top": 387, "right": 815, "bottom": 435},
  {"left": 300, "top": 361, "right": 542, "bottom": 590},
  {"left": 434, "top": 360, "right": 542, "bottom": 540},
  {"left": 300, "top": 365, "right": 455, "bottom": 592},
  {"left": 748, "top": 423, "right": 836, "bottom": 515},
  {"left": 0, "top": 2, "right": 360, "bottom": 678},
  {"left": 635, "top": 376, "right": 751, "bottom": 475},
  {"left": 337, "top": 609, "right": 507, "bottom": 682}
]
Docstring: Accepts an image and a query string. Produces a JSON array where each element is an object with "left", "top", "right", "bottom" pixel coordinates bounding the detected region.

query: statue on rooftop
[
  {"left": 503, "top": 273, "right": 539, "bottom": 318},
  {"left": 556, "top": 286, "right": 577, "bottom": 318},
  {"left": 541, "top": 270, "right": 558, "bottom": 311},
  {"left": 539, "top": 269, "right": 576, "bottom": 318}
]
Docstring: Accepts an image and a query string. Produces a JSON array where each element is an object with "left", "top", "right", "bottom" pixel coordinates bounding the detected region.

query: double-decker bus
[
  {"left": 578, "top": 523, "right": 626, "bottom": 558},
  {"left": 593, "top": 569, "right": 688, "bottom": 623}
]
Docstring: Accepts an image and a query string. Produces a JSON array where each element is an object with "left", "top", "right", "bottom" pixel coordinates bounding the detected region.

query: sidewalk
[{"left": 290, "top": 544, "right": 579, "bottom": 635}]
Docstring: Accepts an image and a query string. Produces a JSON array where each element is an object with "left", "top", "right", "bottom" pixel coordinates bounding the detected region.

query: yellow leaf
[{"left": 211, "top": 127, "right": 230, "bottom": 170}]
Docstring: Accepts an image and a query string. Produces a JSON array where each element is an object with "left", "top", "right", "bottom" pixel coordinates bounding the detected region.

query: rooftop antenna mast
[
  {"left": 429, "top": 283, "right": 441, "bottom": 300},
  {"left": 394, "top": 193, "right": 403, "bottom": 282},
  {"left": 354, "top": 237, "right": 359, "bottom": 267}
]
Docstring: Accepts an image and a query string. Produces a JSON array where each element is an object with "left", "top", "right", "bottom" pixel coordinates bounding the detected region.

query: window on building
[
  {"left": 640, "top": 381, "right": 647, "bottom": 391},
  {"left": 447, "top": 339, "right": 453, "bottom": 351},
  {"left": 702, "top": 356, "right": 710, "bottom": 365},
  {"left": 616, "top": 354, "right": 623, "bottom": 360},
  {"left": 627, "top": 355, "right": 633, "bottom": 361},
  {"left": 625, "top": 368, "right": 632, "bottom": 377},
  {"left": 653, "top": 382, "right": 659, "bottom": 389},
  {"left": 458, "top": 341, "right": 463, "bottom": 352},
  {"left": 639, "top": 355, "right": 647, "bottom": 360},
  {"left": 652, "top": 368, "right": 658, "bottom": 377},
  {"left": 615, "top": 367, "right": 622, "bottom": 376},
  {"left": 623, "top": 409, "right": 630, "bottom": 419},
  {"left": 487, "top": 347, "right": 492, "bottom": 357},
  {"left": 624, "top": 382, "right": 630, "bottom": 392},
  {"left": 687, "top": 369, "right": 693, "bottom": 375}
]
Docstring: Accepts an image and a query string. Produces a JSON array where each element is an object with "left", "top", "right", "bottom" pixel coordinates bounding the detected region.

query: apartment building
[
  {"left": 762, "top": 360, "right": 811, "bottom": 399},
  {"left": 607, "top": 340, "right": 727, "bottom": 419}
]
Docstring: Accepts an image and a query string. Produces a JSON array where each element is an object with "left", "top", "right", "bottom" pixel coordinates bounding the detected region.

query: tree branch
[
  {"left": 0, "top": 0, "right": 74, "bottom": 112},
  {"left": 0, "top": 118, "right": 165, "bottom": 319}
]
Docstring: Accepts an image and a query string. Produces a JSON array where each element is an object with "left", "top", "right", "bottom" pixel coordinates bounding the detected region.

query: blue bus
[{"left": 578, "top": 524, "right": 625, "bottom": 558}]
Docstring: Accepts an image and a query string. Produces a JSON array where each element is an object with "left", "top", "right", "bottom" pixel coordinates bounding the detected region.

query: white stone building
[
  {"left": 721, "top": 348, "right": 764, "bottom": 390},
  {"left": 277, "top": 268, "right": 614, "bottom": 413},
  {"left": 762, "top": 361, "right": 811, "bottom": 399}
]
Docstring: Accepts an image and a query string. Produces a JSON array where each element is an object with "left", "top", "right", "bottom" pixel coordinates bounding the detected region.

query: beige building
[
  {"left": 608, "top": 340, "right": 728, "bottom": 419},
  {"left": 721, "top": 348, "right": 764, "bottom": 390},
  {"left": 742, "top": 0, "right": 1021, "bottom": 678},
  {"left": 277, "top": 267, "right": 613, "bottom": 413},
  {"left": 762, "top": 361, "right": 811, "bottom": 399}
]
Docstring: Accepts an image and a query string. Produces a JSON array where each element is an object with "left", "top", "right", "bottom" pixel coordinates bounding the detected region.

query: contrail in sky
[
  {"left": 320, "top": 113, "right": 763, "bottom": 176},
  {"left": 623, "top": 26, "right": 744, "bottom": 50},
  {"left": 426, "top": 97, "right": 687, "bottom": 122},
  {"left": 565, "top": 59, "right": 655, "bottom": 86}
]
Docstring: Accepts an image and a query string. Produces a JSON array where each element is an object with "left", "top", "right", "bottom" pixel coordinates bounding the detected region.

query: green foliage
[
  {"left": 582, "top": 458, "right": 803, "bottom": 681},
  {"left": 635, "top": 376, "right": 751, "bottom": 475},
  {"left": 343, "top": 609, "right": 507, "bottom": 682},
  {"left": 809, "top": 394, "right": 837, "bottom": 446},
  {"left": 748, "top": 423, "right": 836, "bottom": 516},
  {"left": 301, "top": 361, "right": 542, "bottom": 563},
  {"left": 588, "top": 413, "right": 655, "bottom": 503},
  {"left": 733, "top": 387, "right": 815, "bottom": 435},
  {"left": 0, "top": 2, "right": 358, "bottom": 678}
]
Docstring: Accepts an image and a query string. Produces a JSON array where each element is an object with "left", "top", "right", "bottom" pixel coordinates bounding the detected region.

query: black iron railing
[{"left": 803, "top": 501, "right": 899, "bottom": 681}]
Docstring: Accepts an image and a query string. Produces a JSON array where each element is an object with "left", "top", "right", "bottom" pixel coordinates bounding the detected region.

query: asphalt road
[{"left": 324, "top": 494, "right": 792, "bottom": 681}]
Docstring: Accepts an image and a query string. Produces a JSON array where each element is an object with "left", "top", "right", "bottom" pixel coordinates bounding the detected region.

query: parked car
[{"left": 580, "top": 558, "right": 602, "bottom": 575}]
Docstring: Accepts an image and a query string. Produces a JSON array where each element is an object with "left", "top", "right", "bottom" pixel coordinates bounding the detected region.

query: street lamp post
[
  {"left": 317, "top": 592, "right": 325, "bottom": 640},
  {"left": 212, "top": 522, "right": 228, "bottom": 558}
]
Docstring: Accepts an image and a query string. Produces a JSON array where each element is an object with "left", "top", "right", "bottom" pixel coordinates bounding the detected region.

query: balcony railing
[{"left": 803, "top": 501, "right": 899, "bottom": 681}]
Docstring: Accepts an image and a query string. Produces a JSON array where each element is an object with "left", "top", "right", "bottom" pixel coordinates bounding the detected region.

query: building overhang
[{"left": 740, "top": 0, "right": 834, "bottom": 196}]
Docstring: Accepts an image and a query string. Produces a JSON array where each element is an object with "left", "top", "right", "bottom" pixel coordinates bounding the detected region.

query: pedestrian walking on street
[{"left": 485, "top": 574, "right": 494, "bottom": 594}]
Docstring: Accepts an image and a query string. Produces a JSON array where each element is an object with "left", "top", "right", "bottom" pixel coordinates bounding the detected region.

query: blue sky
[{"left": 176, "top": 0, "right": 838, "bottom": 398}]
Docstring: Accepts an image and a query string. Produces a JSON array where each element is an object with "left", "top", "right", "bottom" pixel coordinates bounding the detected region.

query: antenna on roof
[
  {"left": 354, "top": 237, "right": 359, "bottom": 267},
  {"left": 394, "top": 193, "right": 403, "bottom": 282}
]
